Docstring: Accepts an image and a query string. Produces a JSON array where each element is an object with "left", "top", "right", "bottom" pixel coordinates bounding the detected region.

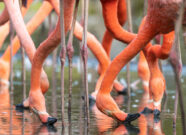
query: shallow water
[
  {"left": 0, "top": 56, "right": 186, "bottom": 135},
  {"left": 0, "top": 0, "right": 186, "bottom": 134}
]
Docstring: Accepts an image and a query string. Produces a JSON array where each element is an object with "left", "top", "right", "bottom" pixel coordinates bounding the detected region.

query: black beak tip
[
  {"left": 123, "top": 113, "right": 140, "bottom": 124},
  {"left": 44, "top": 117, "right": 57, "bottom": 125},
  {"left": 117, "top": 88, "right": 128, "bottom": 95},
  {"left": 153, "top": 109, "right": 161, "bottom": 116},
  {"left": 140, "top": 107, "right": 153, "bottom": 115},
  {"left": 15, "top": 102, "right": 29, "bottom": 112}
]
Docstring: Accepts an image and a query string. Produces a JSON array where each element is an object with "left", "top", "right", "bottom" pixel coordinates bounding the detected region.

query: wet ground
[{"left": 0, "top": 56, "right": 186, "bottom": 135}]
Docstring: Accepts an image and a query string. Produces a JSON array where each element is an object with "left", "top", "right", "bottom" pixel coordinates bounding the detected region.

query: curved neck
[
  {"left": 1, "top": 1, "right": 53, "bottom": 62},
  {"left": 31, "top": 0, "right": 75, "bottom": 90},
  {"left": 101, "top": 0, "right": 136, "bottom": 44}
]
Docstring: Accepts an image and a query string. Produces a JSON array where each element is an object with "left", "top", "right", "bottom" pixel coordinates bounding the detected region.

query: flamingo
[
  {"left": 0, "top": 0, "right": 121, "bottom": 124},
  {"left": 24, "top": 0, "right": 104, "bottom": 124},
  {"left": 17, "top": 0, "right": 137, "bottom": 125},
  {"left": 7, "top": 0, "right": 161, "bottom": 123},
  {"left": 0, "top": 0, "right": 125, "bottom": 102},
  {"left": 25, "top": 0, "right": 75, "bottom": 124},
  {"left": 1, "top": 0, "right": 178, "bottom": 125},
  {"left": 0, "top": 0, "right": 61, "bottom": 125},
  {"left": 19, "top": 0, "right": 103, "bottom": 125},
  {"left": 96, "top": 0, "right": 181, "bottom": 122},
  {"left": 49, "top": 0, "right": 126, "bottom": 98}
]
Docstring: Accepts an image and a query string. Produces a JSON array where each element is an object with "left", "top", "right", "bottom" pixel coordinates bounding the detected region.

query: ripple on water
[{"left": 0, "top": 59, "right": 184, "bottom": 134}]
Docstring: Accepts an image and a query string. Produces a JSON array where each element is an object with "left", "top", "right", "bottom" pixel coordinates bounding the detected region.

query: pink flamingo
[{"left": 96, "top": 0, "right": 181, "bottom": 123}]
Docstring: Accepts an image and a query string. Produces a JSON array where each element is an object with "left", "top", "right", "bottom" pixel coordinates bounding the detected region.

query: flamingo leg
[
  {"left": 81, "top": 0, "right": 90, "bottom": 122},
  {"left": 59, "top": 0, "right": 67, "bottom": 126},
  {"left": 169, "top": 42, "right": 183, "bottom": 131},
  {"left": 66, "top": 0, "right": 80, "bottom": 119},
  {"left": 74, "top": 22, "right": 110, "bottom": 99}
]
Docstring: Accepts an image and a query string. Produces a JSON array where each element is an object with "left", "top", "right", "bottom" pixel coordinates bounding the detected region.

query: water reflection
[
  {"left": 0, "top": 84, "right": 57, "bottom": 135},
  {"left": 0, "top": 61, "right": 185, "bottom": 134},
  {"left": 51, "top": 48, "right": 58, "bottom": 118},
  {"left": 91, "top": 87, "right": 168, "bottom": 135},
  {"left": 138, "top": 91, "right": 165, "bottom": 135},
  {"left": 91, "top": 94, "right": 139, "bottom": 135}
]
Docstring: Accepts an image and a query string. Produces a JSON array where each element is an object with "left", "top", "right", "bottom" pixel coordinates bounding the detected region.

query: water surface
[{"left": 0, "top": 56, "right": 185, "bottom": 135}]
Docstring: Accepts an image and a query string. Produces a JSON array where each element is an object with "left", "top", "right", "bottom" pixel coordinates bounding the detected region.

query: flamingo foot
[
  {"left": 123, "top": 113, "right": 140, "bottom": 124},
  {"left": 117, "top": 87, "right": 127, "bottom": 95}
]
